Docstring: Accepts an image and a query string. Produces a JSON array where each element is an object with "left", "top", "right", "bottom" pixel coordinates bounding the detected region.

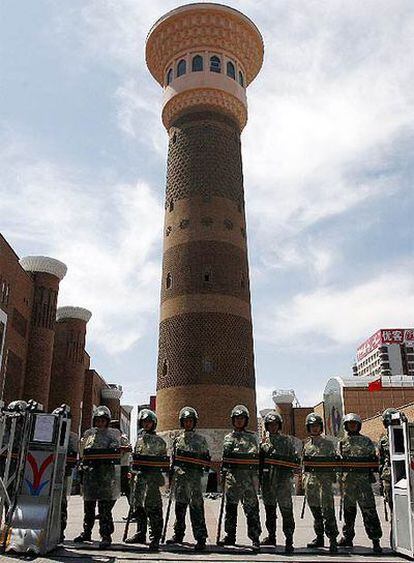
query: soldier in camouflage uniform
[
  {"left": 302, "top": 413, "right": 338, "bottom": 553},
  {"left": 220, "top": 405, "right": 261, "bottom": 552},
  {"left": 125, "top": 409, "right": 166, "bottom": 551},
  {"left": 166, "top": 407, "right": 209, "bottom": 551},
  {"left": 338, "top": 413, "right": 382, "bottom": 553},
  {"left": 260, "top": 411, "right": 298, "bottom": 554},
  {"left": 74, "top": 406, "right": 121, "bottom": 549}
]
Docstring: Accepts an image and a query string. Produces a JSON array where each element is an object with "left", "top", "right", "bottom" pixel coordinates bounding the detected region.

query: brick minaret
[
  {"left": 19, "top": 256, "right": 67, "bottom": 407},
  {"left": 146, "top": 4, "right": 264, "bottom": 455},
  {"left": 49, "top": 306, "right": 92, "bottom": 433}
]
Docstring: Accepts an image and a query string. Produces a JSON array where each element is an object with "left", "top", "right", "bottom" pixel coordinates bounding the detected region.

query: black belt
[
  {"left": 222, "top": 452, "right": 260, "bottom": 471},
  {"left": 82, "top": 447, "right": 120, "bottom": 466}
]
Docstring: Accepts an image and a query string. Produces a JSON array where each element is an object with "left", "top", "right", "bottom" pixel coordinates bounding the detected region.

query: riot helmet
[
  {"left": 7, "top": 400, "right": 28, "bottom": 412},
  {"left": 52, "top": 404, "right": 71, "bottom": 417},
  {"left": 343, "top": 412, "right": 362, "bottom": 433},
  {"left": 382, "top": 408, "right": 399, "bottom": 428},
  {"left": 231, "top": 404, "right": 249, "bottom": 429},
  {"left": 139, "top": 408, "right": 157, "bottom": 430},
  {"left": 305, "top": 412, "right": 324, "bottom": 433},
  {"left": 179, "top": 406, "right": 198, "bottom": 428},
  {"left": 264, "top": 410, "right": 283, "bottom": 431},
  {"left": 93, "top": 405, "right": 111, "bottom": 427}
]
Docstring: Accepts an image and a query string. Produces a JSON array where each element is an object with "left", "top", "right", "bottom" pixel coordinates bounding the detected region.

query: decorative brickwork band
[
  {"left": 157, "top": 312, "right": 255, "bottom": 390},
  {"left": 161, "top": 240, "right": 250, "bottom": 303},
  {"left": 19, "top": 256, "right": 67, "bottom": 281},
  {"left": 146, "top": 4, "right": 264, "bottom": 86},
  {"left": 102, "top": 385, "right": 123, "bottom": 421},
  {"left": 166, "top": 112, "right": 244, "bottom": 205}
]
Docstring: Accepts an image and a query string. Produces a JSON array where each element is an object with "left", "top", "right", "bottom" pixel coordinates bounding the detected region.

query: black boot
[
  {"left": 74, "top": 531, "right": 92, "bottom": 543},
  {"left": 251, "top": 539, "right": 261, "bottom": 552},
  {"left": 285, "top": 537, "right": 294, "bottom": 554},
  {"left": 261, "top": 535, "right": 276, "bottom": 545},
  {"left": 99, "top": 536, "right": 112, "bottom": 549},
  {"left": 338, "top": 536, "right": 353, "bottom": 547},
  {"left": 194, "top": 539, "right": 206, "bottom": 551},
  {"left": 125, "top": 531, "right": 146, "bottom": 544},
  {"left": 262, "top": 504, "right": 277, "bottom": 545},
  {"left": 148, "top": 539, "right": 159, "bottom": 551},
  {"left": 166, "top": 534, "right": 184, "bottom": 544},
  {"left": 218, "top": 534, "right": 236, "bottom": 546},
  {"left": 372, "top": 539, "right": 382, "bottom": 553},
  {"left": 329, "top": 538, "right": 338, "bottom": 553},
  {"left": 307, "top": 535, "right": 324, "bottom": 548}
]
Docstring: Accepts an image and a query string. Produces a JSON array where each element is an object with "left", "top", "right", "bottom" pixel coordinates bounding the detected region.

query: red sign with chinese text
[{"left": 357, "top": 329, "right": 414, "bottom": 361}]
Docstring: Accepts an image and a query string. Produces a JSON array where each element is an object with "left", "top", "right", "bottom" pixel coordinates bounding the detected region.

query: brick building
[
  {"left": 323, "top": 376, "right": 414, "bottom": 438},
  {"left": 0, "top": 233, "right": 132, "bottom": 436},
  {"left": 354, "top": 328, "right": 414, "bottom": 378},
  {"left": 146, "top": 3, "right": 264, "bottom": 457}
]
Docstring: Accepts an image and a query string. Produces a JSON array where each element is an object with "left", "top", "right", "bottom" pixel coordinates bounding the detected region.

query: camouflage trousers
[
  {"left": 173, "top": 471, "right": 207, "bottom": 541},
  {"left": 83, "top": 499, "right": 116, "bottom": 538},
  {"left": 304, "top": 476, "right": 338, "bottom": 540},
  {"left": 342, "top": 479, "right": 382, "bottom": 540},
  {"left": 382, "top": 480, "right": 393, "bottom": 512},
  {"left": 262, "top": 473, "right": 295, "bottom": 540},
  {"left": 131, "top": 474, "right": 163, "bottom": 541},
  {"left": 224, "top": 471, "right": 261, "bottom": 541}
]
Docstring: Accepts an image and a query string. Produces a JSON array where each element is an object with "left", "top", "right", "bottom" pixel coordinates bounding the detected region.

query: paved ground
[{"left": 1, "top": 495, "right": 407, "bottom": 562}]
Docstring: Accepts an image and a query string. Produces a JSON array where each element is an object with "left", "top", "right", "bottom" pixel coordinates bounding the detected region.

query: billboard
[{"left": 357, "top": 329, "right": 414, "bottom": 361}]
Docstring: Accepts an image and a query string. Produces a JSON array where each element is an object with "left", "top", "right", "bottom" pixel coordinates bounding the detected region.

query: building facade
[
  {"left": 1, "top": 233, "right": 131, "bottom": 436},
  {"left": 354, "top": 328, "right": 414, "bottom": 378},
  {"left": 146, "top": 3, "right": 264, "bottom": 455}
]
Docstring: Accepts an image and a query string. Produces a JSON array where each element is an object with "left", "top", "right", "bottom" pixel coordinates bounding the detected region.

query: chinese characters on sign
[{"left": 357, "top": 329, "right": 414, "bottom": 361}]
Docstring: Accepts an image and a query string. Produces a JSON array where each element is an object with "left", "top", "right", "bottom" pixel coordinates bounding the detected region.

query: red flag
[{"left": 368, "top": 378, "right": 383, "bottom": 392}]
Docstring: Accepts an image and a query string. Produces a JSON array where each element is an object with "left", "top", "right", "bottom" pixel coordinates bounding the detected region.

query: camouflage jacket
[
  {"left": 223, "top": 429, "right": 259, "bottom": 477},
  {"left": 173, "top": 429, "right": 209, "bottom": 476},
  {"left": 133, "top": 430, "right": 167, "bottom": 485},
  {"left": 302, "top": 435, "right": 337, "bottom": 485},
  {"left": 338, "top": 433, "right": 377, "bottom": 483},
  {"left": 260, "top": 432, "right": 299, "bottom": 480},
  {"left": 377, "top": 433, "right": 391, "bottom": 482},
  {"left": 80, "top": 427, "right": 121, "bottom": 501}
]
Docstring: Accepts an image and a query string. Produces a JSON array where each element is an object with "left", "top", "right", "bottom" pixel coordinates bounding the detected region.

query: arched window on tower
[
  {"left": 192, "top": 55, "right": 203, "bottom": 72},
  {"left": 162, "top": 358, "right": 168, "bottom": 377},
  {"left": 177, "top": 59, "right": 186, "bottom": 77},
  {"left": 166, "top": 68, "right": 173, "bottom": 85},
  {"left": 166, "top": 272, "right": 172, "bottom": 289},
  {"left": 227, "top": 61, "right": 236, "bottom": 80},
  {"left": 239, "top": 70, "right": 245, "bottom": 87},
  {"left": 210, "top": 55, "right": 221, "bottom": 73}
]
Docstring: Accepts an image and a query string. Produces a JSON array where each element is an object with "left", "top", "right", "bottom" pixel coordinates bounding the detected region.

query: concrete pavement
[{"left": 1, "top": 495, "right": 405, "bottom": 562}]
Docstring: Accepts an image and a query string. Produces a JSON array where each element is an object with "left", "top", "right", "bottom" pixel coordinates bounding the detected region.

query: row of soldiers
[{"left": 71, "top": 403, "right": 395, "bottom": 554}]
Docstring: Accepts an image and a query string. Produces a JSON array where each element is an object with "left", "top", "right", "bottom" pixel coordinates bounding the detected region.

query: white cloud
[
  {"left": 0, "top": 132, "right": 163, "bottom": 352},
  {"left": 258, "top": 263, "right": 414, "bottom": 349}
]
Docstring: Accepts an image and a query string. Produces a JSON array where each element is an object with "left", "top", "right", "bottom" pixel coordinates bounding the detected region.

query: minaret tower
[{"left": 146, "top": 3, "right": 264, "bottom": 453}]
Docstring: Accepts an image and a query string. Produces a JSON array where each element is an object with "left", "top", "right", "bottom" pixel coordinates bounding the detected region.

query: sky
[{"left": 1, "top": 0, "right": 414, "bottom": 421}]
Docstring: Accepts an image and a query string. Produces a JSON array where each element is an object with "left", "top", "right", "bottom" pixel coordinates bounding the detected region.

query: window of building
[
  {"left": 227, "top": 61, "right": 236, "bottom": 79},
  {"left": 192, "top": 55, "right": 203, "bottom": 72},
  {"left": 210, "top": 55, "right": 221, "bottom": 73},
  {"left": 202, "top": 267, "right": 212, "bottom": 284},
  {"left": 177, "top": 59, "right": 186, "bottom": 77},
  {"left": 162, "top": 359, "right": 168, "bottom": 377},
  {"left": 166, "top": 273, "right": 172, "bottom": 289},
  {"left": 239, "top": 70, "right": 244, "bottom": 87},
  {"left": 202, "top": 357, "right": 215, "bottom": 374},
  {"left": 166, "top": 68, "right": 173, "bottom": 85}
]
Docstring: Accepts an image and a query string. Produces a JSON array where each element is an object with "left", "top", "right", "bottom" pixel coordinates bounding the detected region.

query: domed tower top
[{"left": 146, "top": 3, "right": 264, "bottom": 130}]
